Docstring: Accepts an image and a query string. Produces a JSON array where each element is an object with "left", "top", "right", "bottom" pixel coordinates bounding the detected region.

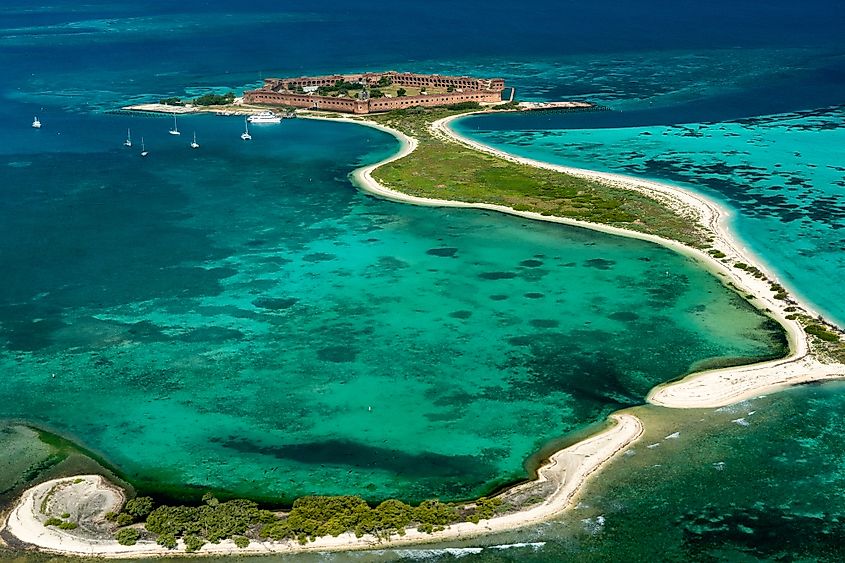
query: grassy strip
[{"left": 367, "top": 107, "right": 706, "bottom": 247}]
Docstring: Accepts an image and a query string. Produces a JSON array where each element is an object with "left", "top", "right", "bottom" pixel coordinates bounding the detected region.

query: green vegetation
[
  {"left": 770, "top": 283, "right": 789, "bottom": 300},
  {"left": 370, "top": 88, "right": 385, "bottom": 98},
  {"left": 44, "top": 517, "right": 63, "bottom": 527},
  {"left": 377, "top": 76, "right": 393, "bottom": 87},
  {"left": 122, "top": 490, "right": 511, "bottom": 550},
  {"left": 116, "top": 512, "right": 133, "bottom": 526},
  {"left": 463, "top": 497, "right": 503, "bottom": 524},
  {"left": 159, "top": 97, "right": 183, "bottom": 106},
  {"left": 184, "top": 535, "right": 206, "bottom": 552},
  {"left": 788, "top": 313, "right": 845, "bottom": 363},
  {"left": 708, "top": 249, "right": 726, "bottom": 259},
  {"left": 317, "top": 80, "right": 364, "bottom": 97},
  {"left": 260, "top": 496, "right": 457, "bottom": 541},
  {"left": 397, "top": 88, "right": 407, "bottom": 97},
  {"left": 61, "top": 512, "right": 70, "bottom": 518},
  {"left": 145, "top": 496, "right": 275, "bottom": 545},
  {"left": 193, "top": 91, "right": 235, "bottom": 106},
  {"left": 156, "top": 532, "right": 177, "bottom": 549},
  {"left": 58, "top": 521, "right": 78, "bottom": 530},
  {"left": 806, "top": 324, "right": 840, "bottom": 342},
  {"left": 368, "top": 108, "right": 705, "bottom": 246},
  {"left": 124, "top": 496, "right": 154, "bottom": 518},
  {"left": 115, "top": 528, "right": 140, "bottom": 546}
]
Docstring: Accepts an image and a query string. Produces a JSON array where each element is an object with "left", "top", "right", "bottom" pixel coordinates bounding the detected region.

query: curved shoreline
[
  {"left": 3, "top": 108, "right": 842, "bottom": 557},
  {"left": 2, "top": 415, "right": 642, "bottom": 558}
]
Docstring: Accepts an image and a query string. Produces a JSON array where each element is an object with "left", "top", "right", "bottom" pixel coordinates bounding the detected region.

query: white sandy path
[{"left": 2, "top": 415, "right": 642, "bottom": 558}]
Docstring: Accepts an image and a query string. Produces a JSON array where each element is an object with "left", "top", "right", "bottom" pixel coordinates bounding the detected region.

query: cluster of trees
[
  {"left": 108, "top": 491, "right": 505, "bottom": 552},
  {"left": 260, "top": 496, "right": 457, "bottom": 542},
  {"left": 193, "top": 91, "right": 236, "bottom": 106},
  {"left": 144, "top": 495, "right": 275, "bottom": 551},
  {"left": 316, "top": 80, "right": 364, "bottom": 97},
  {"left": 377, "top": 76, "right": 393, "bottom": 87},
  {"left": 159, "top": 97, "right": 184, "bottom": 106}
]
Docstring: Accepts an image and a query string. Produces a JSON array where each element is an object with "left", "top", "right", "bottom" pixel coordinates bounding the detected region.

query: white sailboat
[
  {"left": 124, "top": 128, "right": 132, "bottom": 147},
  {"left": 190, "top": 131, "right": 199, "bottom": 149},
  {"left": 140, "top": 137, "right": 148, "bottom": 157},
  {"left": 240, "top": 118, "right": 251, "bottom": 141},
  {"left": 169, "top": 115, "right": 180, "bottom": 135},
  {"left": 32, "top": 116, "right": 41, "bottom": 128}
]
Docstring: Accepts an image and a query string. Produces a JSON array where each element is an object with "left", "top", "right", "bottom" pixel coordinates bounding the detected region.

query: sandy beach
[
  {"left": 1, "top": 415, "right": 642, "bottom": 557},
  {"left": 4, "top": 107, "right": 842, "bottom": 558}
]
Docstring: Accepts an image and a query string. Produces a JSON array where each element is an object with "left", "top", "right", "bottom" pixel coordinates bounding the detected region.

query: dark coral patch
[
  {"left": 584, "top": 258, "right": 616, "bottom": 270},
  {"left": 519, "top": 259, "right": 544, "bottom": 268},
  {"left": 426, "top": 247, "right": 459, "bottom": 257},
  {"left": 303, "top": 252, "right": 337, "bottom": 262},
  {"left": 489, "top": 294, "right": 509, "bottom": 301},
  {"left": 317, "top": 346, "right": 358, "bottom": 363},
  {"left": 449, "top": 310, "right": 473, "bottom": 320},
  {"left": 609, "top": 311, "right": 640, "bottom": 322},
  {"left": 478, "top": 272, "right": 517, "bottom": 280},
  {"left": 252, "top": 297, "right": 299, "bottom": 311},
  {"left": 529, "top": 319, "right": 560, "bottom": 329},
  {"left": 524, "top": 292, "right": 544, "bottom": 299}
]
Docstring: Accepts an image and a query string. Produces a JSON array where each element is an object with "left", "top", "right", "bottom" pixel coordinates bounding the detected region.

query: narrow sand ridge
[{"left": 1, "top": 415, "right": 642, "bottom": 557}]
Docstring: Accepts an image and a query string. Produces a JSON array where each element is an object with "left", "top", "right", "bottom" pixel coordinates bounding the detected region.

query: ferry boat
[
  {"left": 32, "top": 116, "right": 41, "bottom": 128},
  {"left": 247, "top": 111, "right": 282, "bottom": 124}
]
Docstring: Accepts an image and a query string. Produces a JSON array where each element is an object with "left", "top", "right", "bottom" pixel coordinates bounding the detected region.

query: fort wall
[{"left": 244, "top": 71, "right": 505, "bottom": 114}]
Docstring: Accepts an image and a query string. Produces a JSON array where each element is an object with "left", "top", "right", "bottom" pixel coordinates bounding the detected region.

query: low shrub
[{"left": 115, "top": 528, "right": 140, "bottom": 546}]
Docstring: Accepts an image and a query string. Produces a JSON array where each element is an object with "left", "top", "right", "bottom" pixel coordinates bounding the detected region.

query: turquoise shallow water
[
  {"left": 0, "top": 112, "right": 785, "bottom": 503},
  {"left": 455, "top": 106, "right": 845, "bottom": 327},
  {"left": 344, "top": 383, "right": 845, "bottom": 562},
  {"left": 1, "top": 2, "right": 844, "bottom": 560}
]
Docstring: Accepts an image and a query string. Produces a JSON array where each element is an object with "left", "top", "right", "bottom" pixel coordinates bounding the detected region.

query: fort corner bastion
[{"left": 243, "top": 71, "right": 507, "bottom": 114}]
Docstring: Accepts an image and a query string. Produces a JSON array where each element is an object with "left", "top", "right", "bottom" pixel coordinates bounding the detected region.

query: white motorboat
[{"left": 247, "top": 111, "right": 282, "bottom": 124}]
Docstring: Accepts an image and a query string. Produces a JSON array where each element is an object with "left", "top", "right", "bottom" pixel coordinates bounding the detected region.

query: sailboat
[
  {"left": 240, "top": 118, "right": 252, "bottom": 141},
  {"left": 124, "top": 128, "right": 132, "bottom": 147},
  {"left": 32, "top": 116, "right": 42, "bottom": 128},
  {"left": 140, "top": 137, "right": 148, "bottom": 157},
  {"left": 190, "top": 131, "right": 199, "bottom": 149},
  {"left": 169, "top": 115, "right": 180, "bottom": 135}
]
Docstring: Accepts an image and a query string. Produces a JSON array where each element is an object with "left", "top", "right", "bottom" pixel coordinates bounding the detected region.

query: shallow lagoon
[
  {"left": 455, "top": 107, "right": 845, "bottom": 326},
  {"left": 0, "top": 113, "right": 785, "bottom": 503}
]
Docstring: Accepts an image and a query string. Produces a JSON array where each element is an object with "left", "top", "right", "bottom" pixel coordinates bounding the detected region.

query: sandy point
[{"left": 1, "top": 415, "right": 642, "bottom": 557}]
